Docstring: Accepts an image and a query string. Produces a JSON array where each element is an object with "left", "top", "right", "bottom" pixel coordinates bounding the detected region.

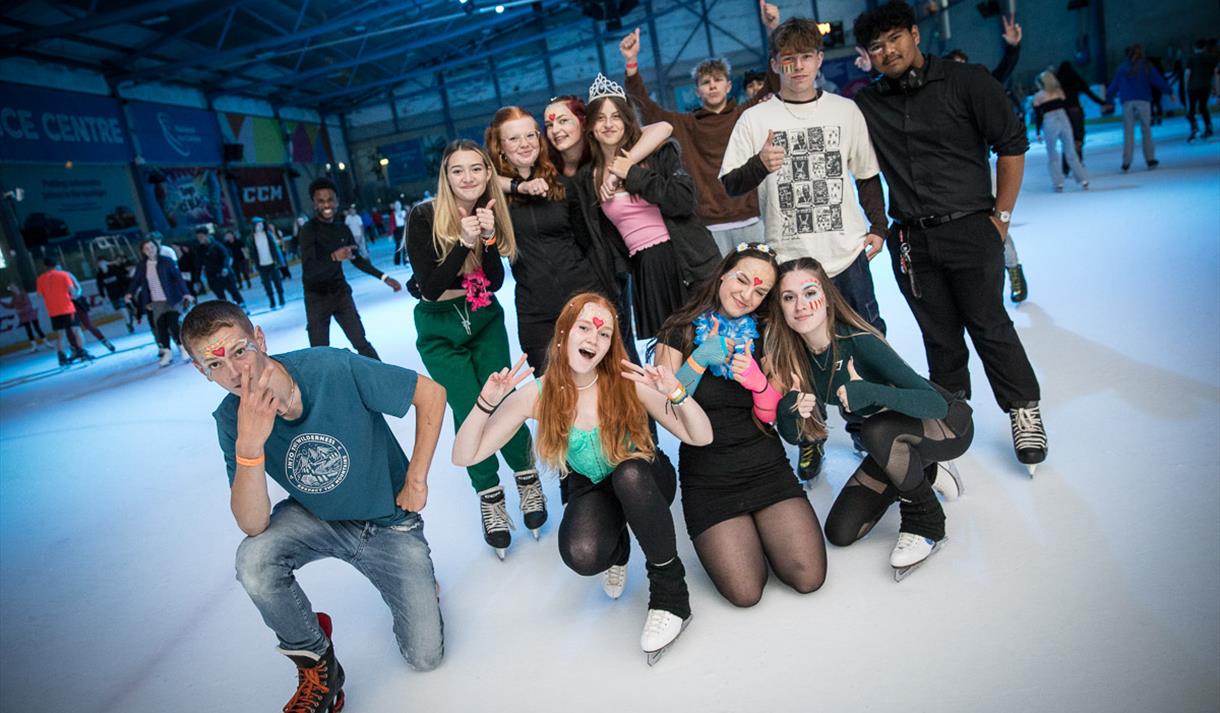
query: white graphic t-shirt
[{"left": 720, "top": 93, "right": 881, "bottom": 276}]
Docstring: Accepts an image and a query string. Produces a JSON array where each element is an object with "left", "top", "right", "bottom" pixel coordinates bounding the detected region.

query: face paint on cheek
[{"left": 781, "top": 61, "right": 797, "bottom": 74}]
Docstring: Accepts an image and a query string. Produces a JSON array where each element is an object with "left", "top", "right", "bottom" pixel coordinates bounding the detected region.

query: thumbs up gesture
[
  {"left": 457, "top": 206, "right": 481, "bottom": 247},
  {"left": 789, "top": 370, "right": 817, "bottom": 419},
  {"left": 759, "top": 0, "right": 781, "bottom": 31},
  {"left": 759, "top": 130, "right": 785, "bottom": 172},
  {"left": 836, "top": 357, "right": 862, "bottom": 412},
  {"left": 475, "top": 199, "right": 497, "bottom": 240}
]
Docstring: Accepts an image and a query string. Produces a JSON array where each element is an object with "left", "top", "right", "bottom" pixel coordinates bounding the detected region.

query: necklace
[
  {"left": 277, "top": 380, "right": 299, "bottom": 418},
  {"left": 453, "top": 303, "right": 472, "bottom": 336},
  {"left": 576, "top": 374, "right": 599, "bottom": 391},
  {"left": 778, "top": 90, "right": 821, "bottom": 122}
]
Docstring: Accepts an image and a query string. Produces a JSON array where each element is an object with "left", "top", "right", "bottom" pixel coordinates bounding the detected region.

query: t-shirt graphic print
[{"left": 720, "top": 93, "right": 881, "bottom": 276}]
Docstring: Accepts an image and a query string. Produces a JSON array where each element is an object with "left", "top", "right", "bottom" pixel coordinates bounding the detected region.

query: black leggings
[
  {"left": 558, "top": 455, "right": 677, "bottom": 576},
  {"left": 825, "top": 400, "right": 973, "bottom": 545},
  {"left": 22, "top": 320, "right": 46, "bottom": 341},
  {"left": 154, "top": 310, "right": 182, "bottom": 350}
]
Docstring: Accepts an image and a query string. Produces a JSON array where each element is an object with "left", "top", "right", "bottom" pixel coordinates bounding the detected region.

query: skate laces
[
  {"left": 798, "top": 444, "right": 816, "bottom": 468},
  {"left": 1008, "top": 266, "right": 1026, "bottom": 292},
  {"left": 605, "top": 564, "right": 627, "bottom": 589},
  {"left": 285, "top": 661, "right": 331, "bottom": 713},
  {"left": 893, "top": 532, "right": 926, "bottom": 553},
  {"left": 514, "top": 472, "right": 547, "bottom": 515},
  {"left": 642, "top": 608, "right": 674, "bottom": 637},
  {"left": 480, "top": 491, "right": 515, "bottom": 534},
  {"left": 1010, "top": 406, "right": 1046, "bottom": 449}
]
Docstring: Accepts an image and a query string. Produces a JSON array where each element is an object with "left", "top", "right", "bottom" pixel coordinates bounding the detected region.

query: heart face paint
[
  {"left": 753, "top": 276, "right": 763, "bottom": 286},
  {"left": 592, "top": 316, "right": 604, "bottom": 329},
  {"left": 568, "top": 303, "right": 615, "bottom": 375}
]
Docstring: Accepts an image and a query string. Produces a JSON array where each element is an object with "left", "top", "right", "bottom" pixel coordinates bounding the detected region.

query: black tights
[
  {"left": 22, "top": 320, "right": 46, "bottom": 341},
  {"left": 558, "top": 455, "right": 677, "bottom": 576},
  {"left": 692, "top": 497, "right": 826, "bottom": 608},
  {"left": 825, "top": 402, "right": 973, "bottom": 545}
]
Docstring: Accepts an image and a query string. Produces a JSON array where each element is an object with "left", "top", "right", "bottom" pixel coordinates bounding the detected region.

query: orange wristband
[
  {"left": 235, "top": 453, "right": 265, "bottom": 467},
  {"left": 685, "top": 355, "right": 706, "bottom": 375}
]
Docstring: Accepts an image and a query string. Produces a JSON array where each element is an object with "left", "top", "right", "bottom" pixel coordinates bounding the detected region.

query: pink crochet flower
[{"left": 462, "top": 269, "right": 492, "bottom": 311}]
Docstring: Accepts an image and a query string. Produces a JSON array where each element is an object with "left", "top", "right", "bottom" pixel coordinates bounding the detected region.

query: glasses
[
  {"left": 201, "top": 338, "right": 260, "bottom": 377},
  {"left": 503, "top": 131, "right": 540, "bottom": 147}
]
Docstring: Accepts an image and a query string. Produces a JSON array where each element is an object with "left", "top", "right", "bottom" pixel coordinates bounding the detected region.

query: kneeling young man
[{"left": 182, "top": 300, "right": 447, "bottom": 713}]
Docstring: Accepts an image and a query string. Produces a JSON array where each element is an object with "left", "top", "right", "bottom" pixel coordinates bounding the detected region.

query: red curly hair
[{"left": 485, "top": 106, "right": 565, "bottom": 202}]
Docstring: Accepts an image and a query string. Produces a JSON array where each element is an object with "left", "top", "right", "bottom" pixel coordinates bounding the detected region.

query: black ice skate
[
  {"left": 513, "top": 469, "right": 547, "bottom": 540},
  {"left": 1009, "top": 403, "right": 1047, "bottom": 477},
  {"left": 478, "top": 485, "right": 514, "bottom": 560},
  {"left": 797, "top": 440, "right": 825, "bottom": 486},
  {"left": 1007, "top": 264, "right": 1028, "bottom": 303}
]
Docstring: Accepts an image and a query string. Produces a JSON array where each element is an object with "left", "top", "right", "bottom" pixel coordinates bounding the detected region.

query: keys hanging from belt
[{"left": 897, "top": 227, "right": 922, "bottom": 299}]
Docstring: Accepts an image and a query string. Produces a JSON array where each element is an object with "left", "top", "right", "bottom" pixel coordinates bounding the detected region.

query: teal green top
[
  {"left": 777, "top": 326, "right": 949, "bottom": 444},
  {"left": 535, "top": 380, "right": 616, "bottom": 482}
]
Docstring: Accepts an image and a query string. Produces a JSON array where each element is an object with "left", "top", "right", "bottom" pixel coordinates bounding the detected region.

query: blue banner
[
  {"left": 0, "top": 82, "right": 132, "bottom": 164},
  {"left": 128, "top": 101, "right": 222, "bottom": 165},
  {"left": 381, "top": 137, "right": 429, "bottom": 184}
]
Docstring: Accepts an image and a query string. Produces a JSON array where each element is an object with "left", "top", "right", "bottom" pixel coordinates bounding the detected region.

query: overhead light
[
  {"left": 140, "top": 14, "right": 170, "bottom": 26},
  {"left": 337, "top": 162, "right": 346, "bottom": 171},
  {"left": 354, "top": 24, "right": 367, "bottom": 32},
  {"left": 64, "top": 160, "right": 74, "bottom": 169},
  {"left": 378, "top": 158, "right": 390, "bottom": 167},
  {"left": 495, "top": 4, "right": 505, "bottom": 11}
]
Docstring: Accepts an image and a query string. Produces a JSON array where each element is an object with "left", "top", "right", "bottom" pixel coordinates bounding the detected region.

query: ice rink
[{"left": 1, "top": 121, "right": 1217, "bottom": 712}]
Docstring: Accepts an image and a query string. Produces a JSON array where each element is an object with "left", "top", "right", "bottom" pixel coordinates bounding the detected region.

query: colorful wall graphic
[
  {"left": 139, "top": 166, "right": 232, "bottom": 238},
  {"left": 219, "top": 113, "right": 288, "bottom": 164},
  {"left": 283, "top": 121, "right": 334, "bottom": 165}
]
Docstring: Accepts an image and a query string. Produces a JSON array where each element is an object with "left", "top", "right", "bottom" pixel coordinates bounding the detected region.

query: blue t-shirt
[{"left": 213, "top": 347, "right": 418, "bottom": 526}]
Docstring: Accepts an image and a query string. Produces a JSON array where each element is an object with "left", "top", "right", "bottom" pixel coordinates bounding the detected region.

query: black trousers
[
  {"left": 1187, "top": 88, "right": 1213, "bottom": 133},
  {"left": 206, "top": 271, "right": 245, "bottom": 305},
  {"left": 887, "top": 213, "right": 1040, "bottom": 411},
  {"left": 257, "top": 264, "right": 285, "bottom": 305},
  {"left": 304, "top": 285, "right": 380, "bottom": 361}
]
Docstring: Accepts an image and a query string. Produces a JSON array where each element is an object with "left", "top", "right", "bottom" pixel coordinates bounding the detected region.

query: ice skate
[
  {"left": 57, "top": 350, "right": 70, "bottom": 366},
  {"left": 890, "top": 532, "right": 946, "bottom": 582},
  {"left": 1009, "top": 403, "right": 1047, "bottom": 477},
  {"left": 640, "top": 609, "right": 690, "bottom": 665},
  {"left": 931, "top": 460, "right": 964, "bottom": 501},
  {"left": 513, "top": 469, "right": 547, "bottom": 540},
  {"left": 797, "top": 440, "right": 824, "bottom": 486},
  {"left": 278, "top": 613, "right": 345, "bottom": 713},
  {"left": 71, "top": 346, "right": 95, "bottom": 362},
  {"left": 178, "top": 342, "right": 191, "bottom": 362},
  {"left": 602, "top": 563, "right": 627, "bottom": 600},
  {"left": 101, "top": 338, "right": 116, "bottom": 352},
  {"left": 1007, "top": 264, "right": 1028, "bottom": 303},
  {"left": 477, "top": 485, "right": 514, "bottom": 560},
  {"left": 158, "top": 348, "right": 172, "bottom": 367}
]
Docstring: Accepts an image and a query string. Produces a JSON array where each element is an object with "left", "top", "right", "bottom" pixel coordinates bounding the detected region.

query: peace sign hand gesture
[
  {"left": 789, "top": 370, "right": 817, "bottom": 419},
  {"left": 621, "top": 360, "right": 679, "bottom": 395},
  {"left": 479, "top": 354, "right": 534, "bottom": 409}
]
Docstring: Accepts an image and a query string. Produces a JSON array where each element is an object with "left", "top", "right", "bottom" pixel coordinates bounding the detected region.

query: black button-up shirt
[{"left": 853, "top": 54, "right": 1028, "bottom": 222}]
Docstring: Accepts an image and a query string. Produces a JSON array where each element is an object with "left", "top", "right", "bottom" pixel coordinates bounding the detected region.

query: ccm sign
[{"left": 242, "top": 184, "right": 283, "bottom": 203}]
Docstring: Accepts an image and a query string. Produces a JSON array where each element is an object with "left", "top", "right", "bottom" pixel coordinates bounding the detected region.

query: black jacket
[
  {"left": 199, "top": 238, "right": 232, "bottom": 276},
  {"left": 569, "top": 140, "right": 720, "bottom": 298}
]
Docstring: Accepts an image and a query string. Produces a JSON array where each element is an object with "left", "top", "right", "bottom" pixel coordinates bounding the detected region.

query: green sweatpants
[{"left": 415, "top": 295, "right": 534, "bottom": 492}]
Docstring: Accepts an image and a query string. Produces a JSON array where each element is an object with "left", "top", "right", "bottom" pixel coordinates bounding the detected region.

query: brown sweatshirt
[{"left": 626, "top": 71, "right": 774, "bottom": 227}]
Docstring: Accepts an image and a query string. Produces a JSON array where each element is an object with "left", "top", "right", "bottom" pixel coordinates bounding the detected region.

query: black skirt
[{"left": 628, "top": 240, "right": 688, "bottom": 340}]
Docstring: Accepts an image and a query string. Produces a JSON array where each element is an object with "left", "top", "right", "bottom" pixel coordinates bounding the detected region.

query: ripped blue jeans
[{"left": 235, "top": 498, "right": 444, "bottom": 668}]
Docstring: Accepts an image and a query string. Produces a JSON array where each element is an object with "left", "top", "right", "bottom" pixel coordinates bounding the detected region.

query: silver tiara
[{"left": 588, "top": 73, "right": 626, "bottom": 102}]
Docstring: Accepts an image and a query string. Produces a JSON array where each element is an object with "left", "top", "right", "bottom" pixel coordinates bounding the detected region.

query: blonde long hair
[
  {"left": 432, "top": 140, "right": 518, "bottom": 269},
  {"left": 536, "top": 293, "right": 655, "bottom": 473},
  {"left": 763, "top": 258, "right": 883, "bottom": 442}
]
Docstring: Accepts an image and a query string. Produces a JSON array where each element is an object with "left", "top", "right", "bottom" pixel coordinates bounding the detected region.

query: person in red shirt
[{"left": 35, "top": 257, "right": 94, "bottom": 366}]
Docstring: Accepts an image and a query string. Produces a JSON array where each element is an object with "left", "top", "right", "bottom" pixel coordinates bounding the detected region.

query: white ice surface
[{"left": 1, "top": 122, "right": 1218, "bottom": 713}]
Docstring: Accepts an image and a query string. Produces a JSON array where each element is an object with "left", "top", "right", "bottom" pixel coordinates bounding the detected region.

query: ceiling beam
[
  {"left": 3, "top": 0, "right": 210, "bottom": 48},
  {"left": 114, "top": 1, "right": 402, "bottom": 81}
]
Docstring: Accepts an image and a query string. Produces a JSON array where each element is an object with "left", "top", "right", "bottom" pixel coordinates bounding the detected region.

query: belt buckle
[{"left": 913, "top": 215, "right": 935, "bottom": 230}]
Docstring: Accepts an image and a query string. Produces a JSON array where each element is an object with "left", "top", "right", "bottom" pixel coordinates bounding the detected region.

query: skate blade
[
  {"left": 892, "top": 537, "right": 947, "bottom": 583},
  {"left": 494, "top": 548, "right": 507, "bottom": 561},
  {"left": 531, "top": 528, "right": 541, "bottom": 541},
  {"left": 1027, "top": 464, "right": 1037, "bottom": 478},
  {"left": 644, "top": 615, "right": 692, "bottom": 666}
]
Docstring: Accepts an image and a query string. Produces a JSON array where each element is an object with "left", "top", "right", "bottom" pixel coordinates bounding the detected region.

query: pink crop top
[{"left": 600, "top": 193, "right": 670, "bottom": 257}]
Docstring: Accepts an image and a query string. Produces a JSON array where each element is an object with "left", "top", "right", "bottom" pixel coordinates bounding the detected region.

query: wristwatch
[{"left": 993, "top": 209, "right": 1012, "bottom": 223}]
